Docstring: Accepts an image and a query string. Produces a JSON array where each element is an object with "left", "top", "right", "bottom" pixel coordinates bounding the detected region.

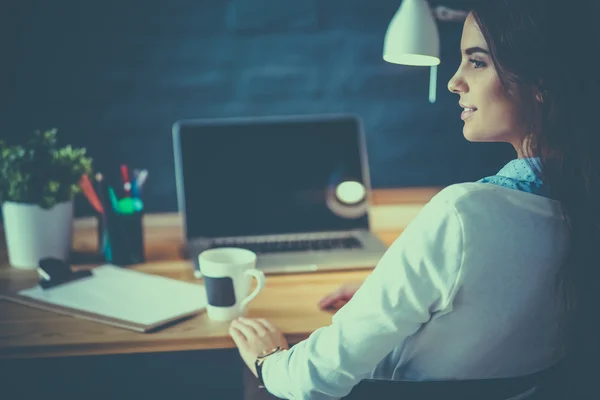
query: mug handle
[{"left": 239, "top": 269, "right": 266, "bottom": 311}]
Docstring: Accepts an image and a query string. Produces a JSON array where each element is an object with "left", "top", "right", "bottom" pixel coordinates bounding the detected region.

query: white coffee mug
[{"left": 198, "top": 248, "right": 266, "bottom": 321}]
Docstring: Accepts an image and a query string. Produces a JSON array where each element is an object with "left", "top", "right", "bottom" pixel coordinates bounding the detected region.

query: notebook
[{"left": 0, "top": 265, "right": 207, "bottom": 332}]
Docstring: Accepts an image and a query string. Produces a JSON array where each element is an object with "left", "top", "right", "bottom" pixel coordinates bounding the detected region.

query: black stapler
[{"left": 37, "top": 258, "right": 93, "bottom": 289}]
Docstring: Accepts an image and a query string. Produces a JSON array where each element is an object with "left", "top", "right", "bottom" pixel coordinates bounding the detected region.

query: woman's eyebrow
[{"left": 464, "top": 46, "right": 490, "bottom": 55}]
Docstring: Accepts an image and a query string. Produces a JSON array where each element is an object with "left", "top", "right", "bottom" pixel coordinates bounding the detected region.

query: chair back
[{"left": 341, "top": 364, "right": 564, "bottom": 400}]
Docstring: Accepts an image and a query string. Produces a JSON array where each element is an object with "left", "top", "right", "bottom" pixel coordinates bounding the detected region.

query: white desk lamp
[{"left": 383, "top": 0, "right": 467, "bottom": 103}]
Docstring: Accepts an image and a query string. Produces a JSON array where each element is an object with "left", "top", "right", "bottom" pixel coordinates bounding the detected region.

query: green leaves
[{"left": 0, "top": 129, "right": 93, "bottom": 209}]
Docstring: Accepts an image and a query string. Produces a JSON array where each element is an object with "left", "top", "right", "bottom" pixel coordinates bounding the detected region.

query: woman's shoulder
[
  {"left": 401, "top": 183, "right": 491, "bottom": 232},
  {"left": 429, "top": 182, "right": 562, "bottom": 221},
  {"left": 428, "top": 182, "right": 496, "bottom": 207}
]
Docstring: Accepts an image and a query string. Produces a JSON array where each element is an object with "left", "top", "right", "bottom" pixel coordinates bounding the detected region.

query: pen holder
[{"left": 103, "top": 210, "right": 145, "bottom": 266}]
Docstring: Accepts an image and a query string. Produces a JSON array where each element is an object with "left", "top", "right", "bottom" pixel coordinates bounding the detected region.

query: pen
[
  {"left": 135, "top": 169, "right": 148, "bottom": 196},
  {"left": 95, "top": 173, "right": 112, "bottom": 260},
  {"left": 131, "top": 169, "right": 140, "bottom": 199},
  {"left": 121, "top": 164, "right": 131, "bottom": 197},
  {"left": 108, "top": 186, "right": 120, "bottom": 213},
  {"left": 37, "top": 267, "right": 51, "bottom": 281},
  {"left": 79, "top": 174, "right": 104, "bottom": 214},
  {"left": 95, "top": 173, "right": 106, "bottom": 213}
]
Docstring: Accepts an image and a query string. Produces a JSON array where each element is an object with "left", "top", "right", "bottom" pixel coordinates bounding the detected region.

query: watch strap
[
  {"left": 256, "top": 358, "right": 266, "bottom": 388},
  {"left": 256, "top": 347, "right": 283, "bottom": 388}
]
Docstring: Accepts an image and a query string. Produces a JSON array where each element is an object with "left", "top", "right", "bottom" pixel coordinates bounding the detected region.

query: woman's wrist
[{"left": 256, "top": 347, "right": 285, "bottom": 387}]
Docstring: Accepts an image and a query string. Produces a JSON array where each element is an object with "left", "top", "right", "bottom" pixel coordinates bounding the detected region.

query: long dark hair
[{"left": 470, "top": 0, "right": 600, "bottom": 395}]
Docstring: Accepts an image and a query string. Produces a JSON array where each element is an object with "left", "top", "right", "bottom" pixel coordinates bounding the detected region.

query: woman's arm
[{"left": 262, "top": 196, "right": 465, "bottom": 399}]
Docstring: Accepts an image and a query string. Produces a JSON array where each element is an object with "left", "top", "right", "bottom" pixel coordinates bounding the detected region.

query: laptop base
[{"left": 187, "top": 230, "right": 388, "bottom": 276}]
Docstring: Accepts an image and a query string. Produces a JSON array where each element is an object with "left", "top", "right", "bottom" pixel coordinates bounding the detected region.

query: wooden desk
[{"left": 0, "top": 188, "right": 441, "bottom": 360}]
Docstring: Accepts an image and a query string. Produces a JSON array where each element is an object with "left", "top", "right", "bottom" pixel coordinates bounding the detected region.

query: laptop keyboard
[{"left": 210, "top": 237, "right": 363, "bottom": 254}]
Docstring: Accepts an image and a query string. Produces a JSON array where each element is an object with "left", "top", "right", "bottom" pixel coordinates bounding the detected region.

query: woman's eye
[{"left": 468, "top": 59, "right": 487, "bottom": 69}]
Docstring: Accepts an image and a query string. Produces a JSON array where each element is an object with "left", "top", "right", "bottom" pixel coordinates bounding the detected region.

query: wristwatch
[{"left": 255, "top": 346, "right": 284, "bottom": 388}]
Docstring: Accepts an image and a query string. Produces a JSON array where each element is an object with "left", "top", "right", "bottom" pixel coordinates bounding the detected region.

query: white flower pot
[{"left": 2, "top": 200, "right": 73, "bottom": 269}]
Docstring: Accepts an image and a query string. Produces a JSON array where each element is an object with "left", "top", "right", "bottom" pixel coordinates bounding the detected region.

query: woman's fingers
[
  {"left": 319, "top": 287, "right": 344, "bottom": 308},
  {"left": 257, "top": 318, "right": 279, "bottom": 334},
  {"left": 320, "top": 296, "right": 340, "bottom": 309},
  {"left": 318, "top": 282, "right": 364, "bottom": 311},
  {"left": 236, "top": 317, "right": 268, "bottom": 337},
  {"left": 231, "top": 319, "right": 257, "bottom": 340},
  {"left": 319, "top": 285, "right": 358, "bottom": 309},
  {"left": 229, "top": 324, "right": 248, "bottom": 346},
  {"left": 319, "top": 294, "right": 336, "bottom": 308}
]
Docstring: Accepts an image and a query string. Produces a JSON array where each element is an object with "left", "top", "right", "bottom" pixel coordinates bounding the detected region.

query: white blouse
[{"left": 262, "top": 182, "right": 568, "bottom": 400}]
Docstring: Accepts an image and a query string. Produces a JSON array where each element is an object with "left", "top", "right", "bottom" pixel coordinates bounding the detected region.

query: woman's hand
[
  {"left": 229, "top": 317, "right": 289, "bottom": 377},
  {"left": 318, "top": 282, "right": 363, "bottom": 311}
]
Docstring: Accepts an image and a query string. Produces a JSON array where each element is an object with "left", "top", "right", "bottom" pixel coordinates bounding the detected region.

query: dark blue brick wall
[{"left": 1, "top": 0, "right": 514, "bottom": 216}]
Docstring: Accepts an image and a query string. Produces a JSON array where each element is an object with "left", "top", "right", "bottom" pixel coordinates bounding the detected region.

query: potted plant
[{"left": 0, "top": 129, "right": 93, "bottom": 269}]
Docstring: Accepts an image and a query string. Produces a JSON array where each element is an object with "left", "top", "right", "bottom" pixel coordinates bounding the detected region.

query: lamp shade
[{"left": 383, "top": 0, "right": 440, "bottom": 66}]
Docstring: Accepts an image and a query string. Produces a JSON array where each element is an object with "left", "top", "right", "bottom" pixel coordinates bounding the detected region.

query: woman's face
[{"left": 448, "top": 14, "right": 526, "bottom": 154}]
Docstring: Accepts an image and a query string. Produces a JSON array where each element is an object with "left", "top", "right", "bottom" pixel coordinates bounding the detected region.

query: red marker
[
  {"left": 79, "top": 174, "right": 104, "bottom": 214},
  {"left": 120, "top": 164, "right": 131, "bottom": 197}
]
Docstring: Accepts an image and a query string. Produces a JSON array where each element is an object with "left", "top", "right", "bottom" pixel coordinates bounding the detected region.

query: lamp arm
[{"left": 432, "top": 5, "right": 469, "bottom": 22}]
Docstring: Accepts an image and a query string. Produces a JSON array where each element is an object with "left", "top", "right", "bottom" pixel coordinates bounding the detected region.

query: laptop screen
[{"left": 174, "top": 115, "right": 371, "bottom": 239}]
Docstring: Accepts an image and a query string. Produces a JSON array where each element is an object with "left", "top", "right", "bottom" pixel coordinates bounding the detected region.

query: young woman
[{"left": 229, "top": 1, "right": 600, "bottom": 398}]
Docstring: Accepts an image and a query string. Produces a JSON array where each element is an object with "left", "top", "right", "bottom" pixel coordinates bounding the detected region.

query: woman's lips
[{"left": 461, "top": 108, "right": 477, "bottom": 120}]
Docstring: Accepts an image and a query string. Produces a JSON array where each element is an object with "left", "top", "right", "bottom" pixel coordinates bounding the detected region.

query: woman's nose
[{"left": 448, "top": 71, "right": 465, "bottom": 94}]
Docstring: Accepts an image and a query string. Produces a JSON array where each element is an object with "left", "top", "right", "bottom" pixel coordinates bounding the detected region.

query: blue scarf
[{"left": 477, "top": 157, "right": 551, "bottom": 198}]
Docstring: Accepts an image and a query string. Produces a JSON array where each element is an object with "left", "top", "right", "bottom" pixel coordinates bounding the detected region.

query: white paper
[{"left": 19, "top": 265, "right": 207, "bottom": 326}]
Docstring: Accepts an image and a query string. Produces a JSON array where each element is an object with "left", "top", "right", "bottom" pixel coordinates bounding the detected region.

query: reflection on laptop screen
[{"left": 176, "top": 115, "right": 370, "bottom": 239}]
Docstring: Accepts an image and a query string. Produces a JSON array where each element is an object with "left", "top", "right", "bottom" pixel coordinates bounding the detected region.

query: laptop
[{"left": 172, "top": 114, "right": 388, "bottom": 276}]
